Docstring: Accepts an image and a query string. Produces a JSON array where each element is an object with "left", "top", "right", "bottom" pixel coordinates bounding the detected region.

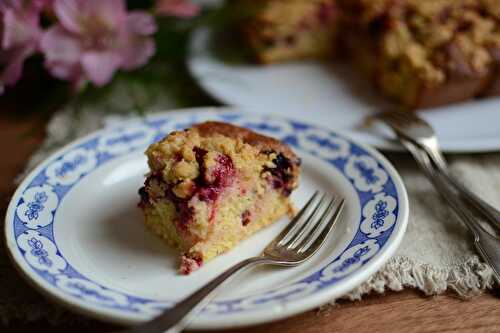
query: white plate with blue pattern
[{"left": 5, "top": 108, "right": 409, "bottom": 329}]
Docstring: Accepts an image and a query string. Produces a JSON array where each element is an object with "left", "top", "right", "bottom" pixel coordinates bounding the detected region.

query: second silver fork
[
  {"left": 399, "top": 137, "right": 500, "bottom": 283},
  {"left": 375, "top": 109, "right": 500, "bottom": 232},
  {"left": 375, "top": 111, "right": 500, "bottom": 282}
]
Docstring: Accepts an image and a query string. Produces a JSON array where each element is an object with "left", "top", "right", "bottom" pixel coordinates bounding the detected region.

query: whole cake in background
[
  {"left": 138, "top": 122, "right": 300, "bottom": 274},
  {"left": 235, "top": 0, "right": 500, "bottom": 109}
]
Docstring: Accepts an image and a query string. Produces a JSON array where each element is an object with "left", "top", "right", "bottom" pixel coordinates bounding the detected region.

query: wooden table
[{"left": 1, "top": 110, "right": 499, "bottom": 333}]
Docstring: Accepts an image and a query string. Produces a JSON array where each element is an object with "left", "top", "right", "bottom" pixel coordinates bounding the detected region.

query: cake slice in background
[
  {"left": 233, "top": 0, "right": 500, "bottom": 109},
  {"left": 476, "top": 0, "right": 500, "bottom": 97},
  {"left": 138, "top": 122, "right": 300, "bottom": 274},
  {"left": 236, "top": 0, "right": 339, "bottom": 63},
  {"left": 339, "top": 0, "right": 500, "bottom": 109}
]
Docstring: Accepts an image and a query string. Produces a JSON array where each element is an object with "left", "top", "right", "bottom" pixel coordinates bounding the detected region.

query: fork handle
[
  {"left": 424, "top": 148, "right": 500, "bottom": 232},
  {"left": 432, "top": 175, "right": 500, "bottom": 284},
  {"left": 427, "top": 172, "right": 500, "bottom": 284},
  {"left": 118, "top": 257, "right": 268, "bottom": 333},
  {"left": 402, "top": 140, "right": 500, "bottom": 284}
]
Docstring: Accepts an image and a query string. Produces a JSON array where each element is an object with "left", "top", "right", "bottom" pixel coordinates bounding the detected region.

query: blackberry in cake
[
  {"left": 138, "top": 122, "right": 300, "bottom": 274},
  {"left": 236, "top": 0, "right": 339, "bottom": 63}
]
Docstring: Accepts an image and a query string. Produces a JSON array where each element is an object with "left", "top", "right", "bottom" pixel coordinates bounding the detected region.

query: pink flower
[
  {"left": 0, "top": 0, "right": 45, "bottom": 92},
  {"left": 40, "top": 0, "right": 157, "bottom": 88},
  {"left": 156, "top": 0, "right": 200, "bottom": 18}
]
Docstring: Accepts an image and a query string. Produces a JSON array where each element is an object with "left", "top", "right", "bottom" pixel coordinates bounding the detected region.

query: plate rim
[
  {"left": 5, "top": 107, "right": 409, "bottom": 329},
  {"left": 188, "top": 27, "right": 500, "bottom": 154}
]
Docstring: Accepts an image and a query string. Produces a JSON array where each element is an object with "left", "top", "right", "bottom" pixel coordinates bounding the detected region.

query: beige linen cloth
[{"left": 1, "top": 101, "right": 497, "bottom": 323}]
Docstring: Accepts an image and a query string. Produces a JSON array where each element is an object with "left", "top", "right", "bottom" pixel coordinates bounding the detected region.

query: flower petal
[
  {"left": 33, "top": 0, "right": 51, "bottom": 10},
  {"left": 53, "top": 0, "right": 85, "bottom": 34},
  {"left": 55, "top": 0, "right": 126, "bottom": 34},
  {"left": 40, "top": 25, "right": 84, "bottom": 82},
  {"left": 120, "top": 38, "right": 155, "bottom": 70},
  {"left": 126, "top": 11, "right": 157, "bottom": 36},
  {"left": 46, "top": 60, "right": 82, "bottom": 81},
  {"left": 0, "top": 0, "right": 23, "bottom": 12},
  {"left": 2, "top": 8, "right": 41, "bottom": 49},
  {"left": 85, "top": 0, "right": 126, "bottom": 30},
  {"left": 40, "top": 25, "right": 82, "bottom": 63},
  {"left": 81, "top": 51, "right": 121, "bottom": 86},
  {"left": 0, "top": 48, "right": 28, "bottom": 85}
]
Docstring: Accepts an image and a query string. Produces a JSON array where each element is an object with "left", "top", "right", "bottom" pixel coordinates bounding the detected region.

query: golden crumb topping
[
  {"left": 145, "top": 122, "right": 300, "bottom": 196},
  {"left": 376, "top": 0, "right": 500, "bottom": 84}
]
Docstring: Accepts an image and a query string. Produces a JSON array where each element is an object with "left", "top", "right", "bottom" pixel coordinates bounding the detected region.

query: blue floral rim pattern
[{"left": 7, "top": 111, "right": 404, "bottom": 318}]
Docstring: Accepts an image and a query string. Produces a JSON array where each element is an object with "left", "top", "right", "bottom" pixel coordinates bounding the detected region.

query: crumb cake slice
[
  {"left": 138, "top": 122, "right": 300, "bottom": 274},
  {"left": 236, "top": 0, "right": 339, "bottom": 63},
  {"left": 339, "top": 0, "right": 500, "bottom": 108},
  {"left": 234, "top": 0, "right": 500, "bottom": 108}
]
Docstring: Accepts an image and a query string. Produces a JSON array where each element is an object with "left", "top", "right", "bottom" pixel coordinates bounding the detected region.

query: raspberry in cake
[
  {"left": 138, "top": 122, "right": 300, "bottom": 274},
  {"left": 235, "top": 0, "right": 339, "bottom": 63}
]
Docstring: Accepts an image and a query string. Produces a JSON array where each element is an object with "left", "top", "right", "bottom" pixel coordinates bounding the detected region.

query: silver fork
[
  {"left": 396, "top": 137, "right": 500, "bottom": 283},
  {"left": 375, "top": 110, "right": 500, "bottom": 232},
  {"left": 116, "top": 192, "right": 345, "bottom": 333},
  {"left": 374, "top": 111, "right": 500, "bottom": 282}
]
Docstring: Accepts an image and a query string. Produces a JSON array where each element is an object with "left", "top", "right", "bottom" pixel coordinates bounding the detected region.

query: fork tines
[{"left": 278, "top": 191, "right": 345, "bottom": 254}]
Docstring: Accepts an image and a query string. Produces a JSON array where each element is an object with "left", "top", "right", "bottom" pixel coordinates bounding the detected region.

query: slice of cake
[
  {"left": 236, "top": 0, "right": 339, "bottom": 63},
  {"left": 337, "top": 0, "right": 500, "bottom": 108},
  {"left": 138, "top": 122, "right": 300, "bottom": 274},
  {"left": 340, "top": 0, "right": 500, "bottom": 108},
  {"left": 234, "top": 0, "right": 500, "bottom": 109}
]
